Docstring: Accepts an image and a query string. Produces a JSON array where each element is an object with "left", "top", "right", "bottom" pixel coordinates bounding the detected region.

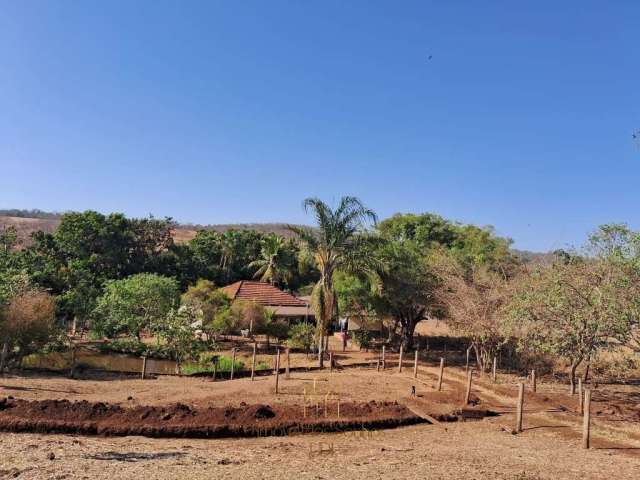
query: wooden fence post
[
  {"left": 516, "top": 383, "right": 524, "bottom": 433},
  {"left": 275, "top": 349, "right": 280, "bottom": 394},
  {"left": 141, "top": 356, "right": 147, "bottom": 380},
  {"left": 398, "top": 345, "right": 404, "bottom": 373},
  {"left": 212, "top": 362, "right": 217, "bottom": 382},
  {"left": 437, "top": 357, "right": 444, "bottom": 391},
  {"left": 583, "top": 389, "right": 591, "bottom": 449},
  {"left": 413, "top": 350, "right": 419, "bottom": 378},
  {"left": 251, "top": 343, "right": 256, "bottom": 381},
  {"left": 531, "top": 369, "right": 536, "bottom": 393},
  {"left": 492, "top": 356, "right": 497, "bottom": 383},
  {"left": 464, "top": 369, "right": 473, "bottom": 405},
  {"left": 230, "top": 348, "right": 236, "bottom": 380},
  {"left": 381, "top": 346, "right": 386, "bottom": 369},
  {"left": 286, "top": 347, "right": 290, "bottom": 379},
  {"left": 578, "top": 378, "right": 583, "bottom": 414},
  {"left": 329, "top": 352, "right": 333, "bottom": 373},
  {"left": 376, "top": 359, "right": 380, "bottom": 371}
]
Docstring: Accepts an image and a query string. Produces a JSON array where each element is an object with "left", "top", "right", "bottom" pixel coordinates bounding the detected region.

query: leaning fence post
[
  {"left": 437, "top": 357, "right": 444, "bottom": 391},
  {"left": 275, "top": 349, "right": 281, "bottom": 394},
  {"left": 583, "top": 389, "right": 591, "bottom": 449},
  {"left": 516, "top": 383, "right": 525, "bottom": 433},
  {"left": 465, "top": 347, "right": 471, "bottom": 373},
  {"left": 141, "top": 356, "right": 147, "bottom": 380},
  {"left": 492, "top": 356, "right": 497, "bottom": 383},
  {"left": 398, "top": 344, "right": 404, "bottom": 373},
  {"left": 464, "top": 369, "right": 473, "bottom": 405},
  {"left": 531, "top": 369, "right": 536, "bottom": 393},
  {"left": 230, "top": 348, "right": 236, "bottom": 380},
  {"left": 578, "top": 378, "right": 584, "bottom": 414},
  {"left": 251, "top": 343, "right": 257, "bottom": 381},
  {"left": 413, "top": 350, "right": 419, "bottom": 378}
]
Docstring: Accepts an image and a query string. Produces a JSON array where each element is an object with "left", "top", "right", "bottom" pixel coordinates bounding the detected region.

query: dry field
[{"left": 1, "top": 356, "right": 639, "bottom": 480}]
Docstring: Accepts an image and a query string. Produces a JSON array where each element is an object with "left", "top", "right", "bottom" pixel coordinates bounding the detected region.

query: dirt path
[
  {"left": 409, "top": 362, "right": 640, "bottom": 456},
  {"left": 2, "top": 421, "right": 639, "bottom": 480}
]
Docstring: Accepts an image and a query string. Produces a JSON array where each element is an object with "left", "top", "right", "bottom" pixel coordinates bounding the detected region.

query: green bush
[
  {"left": 256, "top": 361, "right": 270, "bottom": 371},
  {"left": 287, "top": 322, "right": 315, "bottom": 351},
  {"left": 352, "top": 329, "right": 373, "bottom": 350},
  {"left": 266, "top": 321, "right": 290, "bottom": 340},
  {"left": 215, "top": 354, "right": 245, "bottom": 372}
]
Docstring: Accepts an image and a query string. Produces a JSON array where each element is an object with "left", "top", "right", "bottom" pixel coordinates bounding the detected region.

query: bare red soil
[{"left": 0, "top": 397, "right": 426, "bottom": 438}]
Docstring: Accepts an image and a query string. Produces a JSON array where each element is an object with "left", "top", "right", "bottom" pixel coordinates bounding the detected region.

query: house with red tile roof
[{"left": 220, "top": 280, "right": 314, "bottom": 323}]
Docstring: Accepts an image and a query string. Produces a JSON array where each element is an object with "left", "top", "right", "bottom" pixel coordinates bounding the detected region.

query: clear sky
[{"left": 1, "top": 1, "right": 638, "bottom": 252}]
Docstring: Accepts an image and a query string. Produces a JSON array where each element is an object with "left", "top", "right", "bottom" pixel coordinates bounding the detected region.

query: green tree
[
  {"left": 248, "top": 235, "right": 296, "bottom": 286},
  {"left": 92, "top": 273, "right": 180, "bottom": 339},
  {"left": 181, "top": 279, "right": 230, "bottom": 330},
  {"left": 287, "top": 322, "right": 315, "bottom": 355},
  {"left": 378, "top": 213, "right": 458, "bottom": 249},
  {"left": 290, "top": 196, "right": 378, "bottom": 366},
  {"left": 378, "top": 213, "right": 516, "bottom": 274},
  {"left": 504, "top": 258, "right": 638, "bottom": 392},
  {"left": 187, "top": 229, "right": 265, "bottom": 285},
  {"left": 160, "top": 306, "right": 202, "bottom": 367},
  {"left": 372, "top": 241, "right": 440, "bottom": 349}
]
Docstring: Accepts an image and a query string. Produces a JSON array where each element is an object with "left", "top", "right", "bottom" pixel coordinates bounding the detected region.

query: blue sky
[{"left": 1, "top": 1, "right": 638, "bottom": 252}]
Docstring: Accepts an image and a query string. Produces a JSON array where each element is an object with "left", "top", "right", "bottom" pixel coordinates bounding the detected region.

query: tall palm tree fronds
[
  {"left": 248, "top": 235, "right": 294, "bottom": 286},
  {"left": 289, "top": 196, "right": 379, "bottom": 367}
]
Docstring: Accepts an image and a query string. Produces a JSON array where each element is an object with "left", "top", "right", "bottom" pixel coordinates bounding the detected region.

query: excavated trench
[{"left": 0, "top": 397, "right": 495, "bottom": 439}]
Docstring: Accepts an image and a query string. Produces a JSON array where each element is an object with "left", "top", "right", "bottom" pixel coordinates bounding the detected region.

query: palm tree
[
  {"left": 248, "top": 235, "right": 294, "bottom": 286},
  {"left": 290, "top": 196, "right": 378, "bottom": 367}
]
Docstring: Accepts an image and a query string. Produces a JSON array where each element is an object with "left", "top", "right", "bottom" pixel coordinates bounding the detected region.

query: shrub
[
  {"left": 1, "top": 290, "right": 56, "bottom": 369},
  {"left": 352, "top": 329, "right": 373, "bottom": 350},
  {"left": 287, "top": 323, "right": 315, "bottom": 352},
  {"left": 91, "top": 273, "right": 180, "bottom": 339}
]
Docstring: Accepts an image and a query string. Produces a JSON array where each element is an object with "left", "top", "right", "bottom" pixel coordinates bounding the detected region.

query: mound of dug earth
[{"left": 0, "top": 398, "right": 425, "bottom": 438}]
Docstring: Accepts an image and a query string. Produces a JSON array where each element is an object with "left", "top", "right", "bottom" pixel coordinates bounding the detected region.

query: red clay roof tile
[{"left": 220, "top": 280, "right": 306, "bottom": 307}]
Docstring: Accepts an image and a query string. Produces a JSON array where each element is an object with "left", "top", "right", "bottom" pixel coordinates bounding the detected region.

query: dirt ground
[{"left": 1, "top": 360, "right": 639, "bottom": 479}]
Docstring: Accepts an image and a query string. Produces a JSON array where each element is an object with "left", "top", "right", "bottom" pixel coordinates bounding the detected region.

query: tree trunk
[
  {"left": 400, "top": 319, "right": 418, "bottom": 351},
  {"left": 570, "top": 358, "right": 582, "bottom": 395},
  {"left": 318, "top": 332, "right": 324, "bottom": 368},
  {"left": 0, "top": 342, "right": 8, "bottom": 372}
]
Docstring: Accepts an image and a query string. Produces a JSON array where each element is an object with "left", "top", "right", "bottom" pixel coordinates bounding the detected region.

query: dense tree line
[{"left": 1, "top": 201, "right": 638, "bottom": 381}]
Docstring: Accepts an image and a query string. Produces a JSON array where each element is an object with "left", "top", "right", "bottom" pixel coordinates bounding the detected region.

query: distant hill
[
  {"left": 511, "top": 248, "right": 556, "bottom": 266},
  {"left": 0, "top": 209, "right": 303, "bottom": 247}
]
